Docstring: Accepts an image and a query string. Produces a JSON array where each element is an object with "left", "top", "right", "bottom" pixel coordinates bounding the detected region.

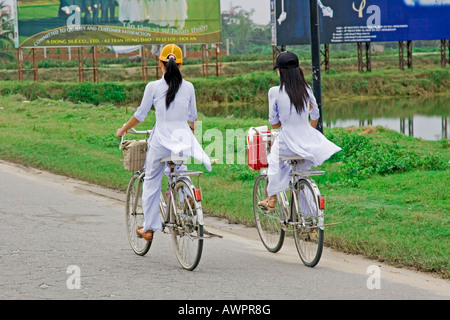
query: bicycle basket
[
  {"left": 247, "top": 127, "right": 271, "bottom": 171},
  {"left": 120, "top": 139, "right": 148, "bottom": 171}
]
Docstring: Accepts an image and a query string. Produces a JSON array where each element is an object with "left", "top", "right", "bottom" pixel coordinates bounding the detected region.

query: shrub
[
  {"left": 326, "top": 130, "right": 448, "bottom": 186},
  {"left": 67, "top": 82, "right": 126, "bottom": 105}
]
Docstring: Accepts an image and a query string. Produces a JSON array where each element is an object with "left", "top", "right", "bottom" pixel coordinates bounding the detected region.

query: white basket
[{"left": 120, "top": 139, "right": 148, "bottom": 171}]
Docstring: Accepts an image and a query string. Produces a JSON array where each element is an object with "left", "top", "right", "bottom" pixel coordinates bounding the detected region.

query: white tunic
[
  {"left": 133, "top": 77, "right": 211, "bottom": 232},
  {"left": 134, "top": 77, "right": 211, "bottom": 171},
  {"left": 267, "top": 85, "right": 341, "bottom": 195}
]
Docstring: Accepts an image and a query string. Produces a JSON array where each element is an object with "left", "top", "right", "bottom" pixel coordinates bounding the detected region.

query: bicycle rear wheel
[
  {"left": 253, "top": 174, "right": 285, "bottom": 253},
  {"left": 291, "top": 178, "right": 324, "bottom": 267},
  {"left": 169, "top": 179, "right": 203, "bottom": 271},
  {"left": 125, "top": 172, "right": 151, "bottom": 256}
]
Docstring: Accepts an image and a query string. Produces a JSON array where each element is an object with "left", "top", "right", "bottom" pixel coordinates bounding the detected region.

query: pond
[{"left": 199, "top": 95, "right": 450, "bottom": 141}]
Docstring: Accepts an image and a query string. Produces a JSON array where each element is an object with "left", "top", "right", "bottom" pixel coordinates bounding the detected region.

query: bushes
[
  {"left": 67, "top": 82, "right": 126, "bottom": 105},
  {"left": 0, "top": 81, "right": 132, "bottom": 105},
  {"left": 0, "top": 72, "right": 277, "bottom": 106},
  {"left": 326, "top": 129, "right": 448, "bottom": 186},
  {"left": 0, "top": 67, "right": 448, "bottom": 107},
  {"left": 0, "top": 82, "right": 51, "bottom": 100}
]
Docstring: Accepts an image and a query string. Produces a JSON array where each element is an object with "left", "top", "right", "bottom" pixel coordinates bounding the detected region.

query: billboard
[
  {"left": 273, "top": 0, "right": 450, "bottom": 46},
  {"left": 15, "top": 0, "right": 221, "bottom": 48}
]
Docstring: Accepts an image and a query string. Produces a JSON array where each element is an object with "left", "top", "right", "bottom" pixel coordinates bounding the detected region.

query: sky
[{"left": 220, "top": 0, "right": 271, "bottom": 25}]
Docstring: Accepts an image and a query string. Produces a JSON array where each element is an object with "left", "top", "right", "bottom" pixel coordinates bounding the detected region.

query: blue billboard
[{"left": 273, "top": 0, "right": 450, "bottom": 45}]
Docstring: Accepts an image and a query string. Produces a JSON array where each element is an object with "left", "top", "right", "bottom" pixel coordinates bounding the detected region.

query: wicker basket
[{"left": 121, "top": 139, "right": 148, "bottom": 171}]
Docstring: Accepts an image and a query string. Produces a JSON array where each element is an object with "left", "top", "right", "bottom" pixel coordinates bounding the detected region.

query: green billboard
[{"left": 16, "top": 0, "right": 221, "bottom": 48}]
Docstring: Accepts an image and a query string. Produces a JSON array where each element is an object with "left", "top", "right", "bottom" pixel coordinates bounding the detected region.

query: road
[{"left": 0, "top": 160, "right": 448, "bottom": 301}]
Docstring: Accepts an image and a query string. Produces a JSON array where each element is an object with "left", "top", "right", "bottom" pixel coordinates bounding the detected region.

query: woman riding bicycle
[
  {"left": 258, "top": 51, "right": 341, "bottom": 212},
  {"left": 116, "top": 44, "right": 211, "bottom": 242}
]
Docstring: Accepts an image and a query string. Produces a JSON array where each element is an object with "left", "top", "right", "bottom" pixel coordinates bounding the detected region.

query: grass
[
  {"left": 0, "top": 94, "right": 449, "bottom": 278},
  {"left": 1, "top": 66, "right": 448, "bottom": 108}
]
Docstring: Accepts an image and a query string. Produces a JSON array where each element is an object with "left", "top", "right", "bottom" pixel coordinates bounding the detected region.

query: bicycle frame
[
  {"left": 161, "top": 169, "right": 205, "bottom": 231},
  {"left": 256, "top": 129, "right": 326, "bottom": 231},
  {"left": 288, "top": 175, "right": 325, "bottom": 231},
  {"left": 251, "top": 128, "right": 340, "bottom": 267},
  {"left": 121, "top": 127, "right": 205, "bottom": 229},
  {"left": 129, "top": 169, "right": 204, "bottom": 230}
]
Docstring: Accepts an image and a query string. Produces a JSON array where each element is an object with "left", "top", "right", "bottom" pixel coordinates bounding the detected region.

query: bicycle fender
[{"left": 176, "top": 176, "right": 204, "bottom": 226}]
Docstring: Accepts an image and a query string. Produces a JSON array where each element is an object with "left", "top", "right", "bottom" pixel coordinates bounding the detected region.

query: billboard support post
[
  {"left": 141, "top": 46, "right": 160, "bottom": 82},
  {"left": 399, "top": 41, "right": 413, "bottom": 70},
  {"left": 272, "top": 45, "right": 281, "bottom": 69},
  {"left": 78, "top": 47, "right": 98, "bottom": 83},
  {"left": 407, "top": 41, "right": 413, "bottom": 70},
  {"left": 215, "top": 43, "right": 223, "bottom": 77},
  {"left": 142, "top": 46, "right": 149, "bottom": 82},
  {"left": 440, "top": 39, "right": 449, "bottom": 68},
  {"left": 309, "top": 0, "right": 323, "bottom": 133},
  {"left": 321, "top": 44, "right": 330, "bottom": 72},
  {"left": 202, "top": 44, "right": 208, "bottom": 77},
  {"left": 17, "top": 47, "right": 39, "bottom": 82},
  {"left": 357, "top": 42, "right": 371, "bottom": 73},
  {"left": 201, "top": 43, "right": 222, "bottom": 77},
  {"left": 399, "top": 41, "right": 406, "bottom": 70}
]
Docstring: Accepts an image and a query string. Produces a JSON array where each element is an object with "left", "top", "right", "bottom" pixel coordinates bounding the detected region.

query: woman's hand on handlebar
[
  {"left": 116, "top": 116, "right": 141, "bottom": 139},
  {"left": 116, "top": 127, "right": 128, "bottom": 139}
]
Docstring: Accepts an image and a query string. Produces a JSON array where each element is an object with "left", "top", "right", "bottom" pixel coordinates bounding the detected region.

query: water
[
  {"left": 200, "top": 95, "right": 450, "bottom": 141},
  {"left": 323, "top": 96, "right": 450, "bottom": 141},
  {"left": 327, "top": 116, "right": 448, "bottom": 141}
]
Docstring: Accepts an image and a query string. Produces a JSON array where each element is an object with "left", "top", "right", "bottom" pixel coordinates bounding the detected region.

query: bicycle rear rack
[
  {"left": 170, "top": 170, "right": 203, "bottom": 177},
  {"left": 292, "top": 169, "right": 325, "bottom": 176}
]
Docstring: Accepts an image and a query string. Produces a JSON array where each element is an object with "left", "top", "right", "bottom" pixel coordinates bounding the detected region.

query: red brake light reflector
[
  {"left": 318, "top": 196, "right": 325, "bottom": 210},
  {"left": 194, "top": 188, "right": 202, "bottom": 202}
]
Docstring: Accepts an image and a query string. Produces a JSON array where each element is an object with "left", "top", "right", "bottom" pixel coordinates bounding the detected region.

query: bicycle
[
  {"left": 249, "top": 126, "right": 338, "bottom": 267},
  {"left": 121, "top": 128, "right": 219, "bottom": 271}
]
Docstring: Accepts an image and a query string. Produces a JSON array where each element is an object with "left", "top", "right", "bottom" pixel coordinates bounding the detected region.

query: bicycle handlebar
[
  {"left": 129, "top": 127, "right": 152, "bottom": 135},
  {"left": 119, "top": 125, "right": 152, "bottom": 150}
]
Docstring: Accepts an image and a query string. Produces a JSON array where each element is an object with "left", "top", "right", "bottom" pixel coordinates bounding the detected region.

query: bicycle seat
[
  {"left": 161, "top": 156, "right": 189, "bottom": 165},
  {"left": 282, "top": 156, "right": 305, "bottom": 162}
]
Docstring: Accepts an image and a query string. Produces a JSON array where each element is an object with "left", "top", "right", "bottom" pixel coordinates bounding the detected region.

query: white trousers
[
  {"left": 267, "top": 136, "right": 312, "bottom": 196},
  {"left": 141, "top": 138, "right": 189, "bottom": 232}
]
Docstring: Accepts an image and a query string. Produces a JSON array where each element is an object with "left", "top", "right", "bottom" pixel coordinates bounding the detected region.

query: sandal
[
  {"left": 258, "top": 197, "right": 277, "bottom": 212},
  {"left": 136, "top": 226, "right": 154, "bottom": 242}
]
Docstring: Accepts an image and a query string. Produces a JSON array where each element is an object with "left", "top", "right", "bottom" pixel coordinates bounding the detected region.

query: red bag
[{"left": 247, "top": 127, "right": 271, "bottom": 171}]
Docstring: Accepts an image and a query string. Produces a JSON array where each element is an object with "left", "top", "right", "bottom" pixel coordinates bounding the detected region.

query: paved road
[{"left": 0, "top": 161, "right": 448, "bottom": 301}]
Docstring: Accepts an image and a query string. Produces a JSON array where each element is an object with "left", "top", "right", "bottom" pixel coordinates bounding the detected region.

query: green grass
[
  {"left": 2, "top": 66, "right": 448, "bottom": 107},
  {"left": 0, "top": 95, "right": 449, "bottom": 278},
  {"left": 324, "top": 170, "right": 449, "bottom": 275}
]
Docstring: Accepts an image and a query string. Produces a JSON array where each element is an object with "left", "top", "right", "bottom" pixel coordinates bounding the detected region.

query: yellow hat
[{"left": 159, "top": 44, "right": 183, "bottom": 64}]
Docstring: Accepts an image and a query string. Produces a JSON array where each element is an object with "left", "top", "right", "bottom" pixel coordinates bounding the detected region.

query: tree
[{"left": 221, "top": 7, "right": 271, "bottom": 55}]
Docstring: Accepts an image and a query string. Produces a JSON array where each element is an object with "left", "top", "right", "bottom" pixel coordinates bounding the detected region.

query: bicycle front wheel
[
  {"left": 125, "top": 172, "right": 151, "bottom": 256},
  {"left": 169, "top": 179, "right": 203, "bottom": 271},
  {"left": 253, "top": 174, "right": 285, "bottom": 253},
  {"left": 291, "top": 178, "right": 324, "bottom": 267}
]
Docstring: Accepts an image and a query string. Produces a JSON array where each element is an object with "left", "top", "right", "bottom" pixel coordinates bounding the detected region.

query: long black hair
[
  {"left": 163, "top": 57, "right": 182, "bottom": 109},
  {"left": 279, "top": 66, "right": 309, "bottom": 114}
]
